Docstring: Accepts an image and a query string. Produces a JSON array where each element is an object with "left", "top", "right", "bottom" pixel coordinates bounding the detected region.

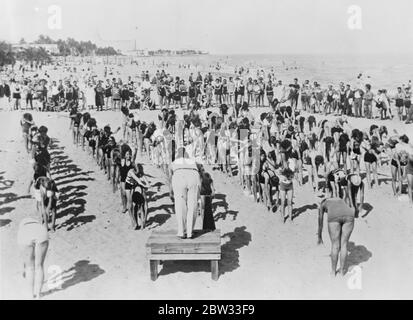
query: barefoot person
[
  {"left": 346, "top": 173, "right": 364, "bottom": 218},
  {"left": 124, "top": 163, "right": 150, "bottom": 229},
  {"left": 33, "top": 176, "right": 60, "bottom": 232},
  {"left": 279, "top": 167, "right": 294, "bottom": 222},
  {"left": 318, "top": 195, "right": 355, "bottom": 276},
  {"left": 17, "top": 216, "right": 49, "bottom": 299},
  {"left": 20, "top": 113, "right": 35, "bottom": 153}
]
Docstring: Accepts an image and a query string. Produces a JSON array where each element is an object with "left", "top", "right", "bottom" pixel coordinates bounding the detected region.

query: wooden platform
[{"left": 146, "top": 229, "right": 221, "bottom": 281}]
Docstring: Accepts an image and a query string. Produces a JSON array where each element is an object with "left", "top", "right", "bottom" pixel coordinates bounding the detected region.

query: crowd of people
[
  {"left": 2, "top": 62, "right": 413, "bottom": 124},
  {"left": 4, "top": 58, "right": 413, "bottom": 299}
]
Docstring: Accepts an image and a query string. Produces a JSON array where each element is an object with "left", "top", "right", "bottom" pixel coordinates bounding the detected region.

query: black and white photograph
[{"left": 0, "top": 0, "right": 413, "bottom": 301}]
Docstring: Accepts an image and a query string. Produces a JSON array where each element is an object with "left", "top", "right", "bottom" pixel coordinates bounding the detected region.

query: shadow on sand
[
  {"left": 50, "top": 139, "right": 96, "bottom": 231},
  {"left": 158, "top": 226, "right": 251, "bottom": 278},
  {"left": 213, "top": 193, "right": 238, "bottom": 221},
  {"left": 346, "top": 241, "right": 372, "bottom": 272},
  {"left": 41, "top": 260, "right": 105, "bottom": 297}
]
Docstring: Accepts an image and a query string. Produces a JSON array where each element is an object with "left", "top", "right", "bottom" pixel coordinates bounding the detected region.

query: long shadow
[
  {"left": 145, "top": 203, "right": 174, "bottom": 229},
  {"left": 148, "top": 192, "right": 170, "bottom": 202},
  {"left": 41, "top": 260, "right": 105, "bottom": 297},
  {"left": 219, "top": 226, "right": 251, "bottom": 275},
  {"left": 378, "top": 177, "right": 392, "bottom": 186},
  {"left": 158, "top": 226, "right": 251, "bottom": 278},
  {"left": 145, "top": 214, "right": 171, "bottom": 229},
  {"left": 361, "top": 203, "right": 374, "bottom": 218},
  {"left": 54, "top": 171, "right": 94, "bottom": 183},
  {"left": 56, "top": 177, "right": 95, "bottom": 186},
  {"left": 0, "top": 206, "right": 14, "bottom": 215},
  {"left": 0, "top": 175, "right": 14, "bottom": 191},
  {"left": 0, "top": 219, "right": 11, "bottom": 227},
  {"left": 213, "top": 193, "right": 239, "bottom": 221},
  {"left": 0, "top": 193, "right": 31, "bottom": 206},
  {"left": 49, "top": 140, "right": 95, "bottom": 231},
  {"left": 302, "top": 175, "right": 309, "bottom": 185},
  {"left": 292, "top": 203, "right": 318, "bottom": 220},
  {"left": 346, "top": 241, "right": 372, "bottom": 271}
]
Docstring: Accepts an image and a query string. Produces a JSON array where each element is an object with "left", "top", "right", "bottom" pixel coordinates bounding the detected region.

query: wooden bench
[{"left": 146, "top": 229, "right": 221, "bottom": 281}]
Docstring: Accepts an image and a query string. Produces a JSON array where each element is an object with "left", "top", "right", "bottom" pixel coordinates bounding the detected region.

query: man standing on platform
[{"left": 170, "top": 147, "right": 201, "bottom": 239}]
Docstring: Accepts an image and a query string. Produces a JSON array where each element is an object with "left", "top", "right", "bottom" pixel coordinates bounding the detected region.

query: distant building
[
  {"left": 124, "top": 49, "right": 149, "bottom": 57},
  {"left": 12, "top": 43, "right": 59, "bottom": 54}
]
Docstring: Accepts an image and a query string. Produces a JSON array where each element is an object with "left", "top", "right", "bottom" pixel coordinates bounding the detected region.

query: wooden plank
[
  {"left": 150, "top": 260, "right": 158, "bottom": 281},
  {"left": 148, "top": 253, "right": 221, "bottom": 260},
  {"left": 149, "top": 243, "right": 220, "bottom": 254},
  {"left": 211, "top": 260, "right": 219, "bottom": 281},
  {"left": 147, "top": 229, "right": 221, "bottom": 246},
  {"left": 148, "top": 238, "right": 221, "bottom": 247}
]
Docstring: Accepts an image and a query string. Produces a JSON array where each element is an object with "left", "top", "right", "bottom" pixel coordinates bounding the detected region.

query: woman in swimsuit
[
  {"left": 73, "top": 111, "right": 83, "bottom": 146},
  {"left": 125, "top": 163, "right": 150, "bottom": 229},
  {"left": 217, "top": 122, "right": 231, "bottom": 176},
  {"left": 125, "top": 113, "right": 137, "bottom": 145},
  {"left": 120, "top": 105, "right": 130, "bottom": 140},
  {"left": 259, "top": 150, "right": 280, "bottom": 211},
  {"left": 143, "top": 122, "right": 156, "bottom": 160},
  {"left": 119, "top": 147, "right": 134, "bottom": 213},
  {"left": 325, "top": 168, "right": 346, "bottom": 198},
  {"left": 103, "top": 136, "right": 117, "bottom": 181},
  {"left": 406, "top": 145, "right": 413, "bottom": 205},
  {"left": 17, "top": 216, "right": 49, "bottom": 299},
  {"left": 12, "top": 80, "right": 22, "bottom": 110},
  {"left": 318, "top": 194, "right": 355, "bottom": 277},
  {"left": 393, "top": 134, "right": 413, "bottom": 204},
  {"left": 388, "top": 137, "right": 404, "bottom": 197},
  {"left": 21, "top": 113, "right": 34, "bottom": 153},
  {"left": 110, "top": 142, "right": 123, "bottom": 193},
  {"left": 33, "top": 176, "right": 60, "bottom": 232},
  {"left": 361, "top": 132, "right": 379, "bottom": 189},
  {"left": 31, "top": 126, "right": 51, "bottom": 174},
  {"left": 296, "top": 133, "right": 309, "bottom": 186},
  {"left": 279, "top": 167, "right": 294, "bottom": 222},
  {"left": 350, "top": 129, "right": 363, "bottom": 174},
  {"left": 303, "top": 133, "right": 320, "bottom": 193},
  {"left": 346, "top": 173, "right": 364, "bottom": 218},
  {"left": 29, "top": 126, "right": 38, "bottom": 154},
  {"left": 80, "top": 113, "right": 91, "bottom": 151},
  {"left": 336, "top": 130, "right": 350, "bottom": 173}
]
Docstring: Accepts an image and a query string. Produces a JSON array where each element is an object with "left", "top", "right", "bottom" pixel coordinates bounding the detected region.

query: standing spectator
[
  {"left": 344, "top": 84, "right": 354, "bottom": 116},
  {"left": 95, "top": 81, "right": 105, "bottom": 111},
  {"left": 0, "top": 79, "right": 11, "bottom": 111},
  {"left": 104, "top": 79, "right": 112, "bottom": 109},
  {"left": 353, "top": 87, "right": 364, "bottom": 118},
  {"left": 395, "top": 87, "right": 405, "bottom": 121},
  {"left": 363, "top": 84, "right": 374, "bottom": 119}
]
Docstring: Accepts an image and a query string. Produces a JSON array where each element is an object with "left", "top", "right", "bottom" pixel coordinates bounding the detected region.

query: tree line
[{"left": 0, "top": 35, "right": 120, "bottom": 66}]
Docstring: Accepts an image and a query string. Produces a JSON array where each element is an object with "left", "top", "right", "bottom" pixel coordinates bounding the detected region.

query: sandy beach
[{"left": 1, "top": 104, "right": 413, "bottom": 300}]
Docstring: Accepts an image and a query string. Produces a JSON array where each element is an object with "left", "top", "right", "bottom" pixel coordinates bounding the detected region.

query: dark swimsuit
[{"left": 324, "top": 198, "right": 354, "bottom": 224}]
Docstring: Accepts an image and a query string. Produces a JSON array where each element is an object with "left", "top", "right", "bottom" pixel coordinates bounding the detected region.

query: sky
[{"left": 1, "top": 0, "right": 413, "bottom": 54}]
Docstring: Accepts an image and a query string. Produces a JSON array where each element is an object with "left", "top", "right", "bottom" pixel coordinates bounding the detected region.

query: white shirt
[
  {"left": 274, "top": 85, "right": 286, "bottom": 101},
  {"left": 142, "top": 80, "right": 151, "bottom": 90},
  {"left": 51, "top": 85, "right": 59, "bottom": 96},
  {"left": 170, "top": 157, "right": 198, "bottom": 172}
]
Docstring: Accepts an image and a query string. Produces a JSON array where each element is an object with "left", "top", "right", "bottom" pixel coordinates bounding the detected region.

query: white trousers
[{"left": 171, "top": 170, "right": 200, "bottom": 237}]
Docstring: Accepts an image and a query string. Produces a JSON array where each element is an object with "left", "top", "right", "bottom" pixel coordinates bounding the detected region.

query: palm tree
[{"left": 0, "top": 41, "right": 16, "bottom": 66}]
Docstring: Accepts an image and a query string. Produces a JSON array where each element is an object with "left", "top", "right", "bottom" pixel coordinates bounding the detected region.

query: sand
[
  {"left": 1, "top": 58, "right": 413, "bottom": 299},
  {"left": 1, "top": 104, "right": 413, "bottom": 300}
]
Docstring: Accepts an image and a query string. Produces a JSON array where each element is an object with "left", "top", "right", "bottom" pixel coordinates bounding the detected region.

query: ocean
[{"left": 133, "top": 53, "right": 413, "bottom": 92}]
